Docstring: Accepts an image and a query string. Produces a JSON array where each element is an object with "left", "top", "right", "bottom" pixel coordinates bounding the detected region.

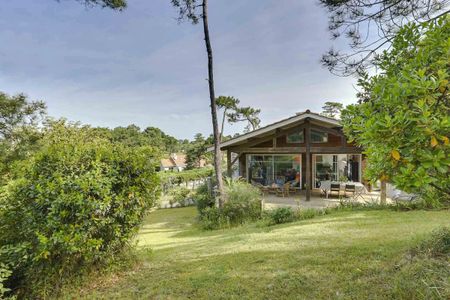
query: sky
[{"left": 0, "top": 0, "right": 358, "bottom": 140}]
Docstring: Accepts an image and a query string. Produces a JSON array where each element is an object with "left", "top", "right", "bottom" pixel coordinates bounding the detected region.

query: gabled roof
[
  {"left": 208, "top": 110, "right": 341, "bottom": 151},
  {"left": 160, "top": 153, "right": 187, "bottom": 168}
]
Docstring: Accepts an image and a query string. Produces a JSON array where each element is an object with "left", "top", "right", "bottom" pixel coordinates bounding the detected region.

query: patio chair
[
  {"left": 276, "top": 182, "right": 290, "bottom": 197},
  {"left": 252, "top": 181, "right": 269, "bottom": 195},
  {"left": 319, "top": 180, "right": 331, "bottom": 198},
  {"left": 329, "top": 183, "right": 341, "bottom": 198},
  {"left": 344, "top": 184, "right": 356, "bottom": 198}
]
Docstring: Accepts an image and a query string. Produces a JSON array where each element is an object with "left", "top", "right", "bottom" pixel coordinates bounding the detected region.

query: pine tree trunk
[
  {"left": 202, "top": 0, "right": 224, "bottom": 208},
  {"left": 380, "top": 180, "right": 387, "bottom": 205}
]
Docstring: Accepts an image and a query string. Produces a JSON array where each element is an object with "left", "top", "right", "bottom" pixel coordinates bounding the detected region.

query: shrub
[
  {"left": 0, "top": 263, "right": 12, "bottom": 299},
  {"left": 0, "top": 122, "right": 160, "bottom": 297},
  {"left": 198, "top": 179, "right": 262, "bottom": 229},
  {"left": 222, "top": 180, "right": 262, "bottom": 225},
  {"left": 195, "top": 182, "right": 215, "bottom": 215},
  {"left": 264, "top": 207, "right": 330, "bottom": 226},
  {"left": 266, "top": 207, "right": 295, "bottom": 225},
  {"left": 198, "top": 207, "right": 224, "bottom": 230},
  {"left": 168, "top": 186, "right": 192, "bottom": 207}
]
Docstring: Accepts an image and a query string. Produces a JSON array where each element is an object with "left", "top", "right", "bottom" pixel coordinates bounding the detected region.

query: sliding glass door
[
  {"left": 313, "top": 154, "right": 361, "bottom": 188},
  {"left": 247, "top": 154, "right": 301, "bottom": 188}
]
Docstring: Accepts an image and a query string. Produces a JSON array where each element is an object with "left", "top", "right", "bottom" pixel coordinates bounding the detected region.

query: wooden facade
[{"left": 218, "top": 111, "right": 364, "bottom": 201}]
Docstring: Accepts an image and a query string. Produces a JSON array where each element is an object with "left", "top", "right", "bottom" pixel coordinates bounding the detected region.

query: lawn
[{"left": 69, "top": 207, "right": 449, "bottom": 299}]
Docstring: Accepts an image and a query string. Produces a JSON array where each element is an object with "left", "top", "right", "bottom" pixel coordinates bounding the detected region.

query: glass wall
[
  {"left": 247, "top": 154, "right": 301, "bottom": 188},
  {"left": 313, "top": 154, "right": 361, "bottom": 188}
]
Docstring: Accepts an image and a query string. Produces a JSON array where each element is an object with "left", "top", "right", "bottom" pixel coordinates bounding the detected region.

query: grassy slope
[{"left": 69, "top": 208, "right": 449, "bottom": 299}]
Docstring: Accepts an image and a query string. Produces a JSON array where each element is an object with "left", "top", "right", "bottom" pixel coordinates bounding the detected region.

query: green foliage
[
  {"left": 75, "top": 0, "right": 127, "bottom": 10},
  {"left": 199, "top": 179, "right": 262, "bottom": 229},
  {"left": 104, "top": 125, "right": 182, "bottom": 154},
  {"left": 159, "top": 167, "right": 214, "bottom": 186},
  {"left": 185, "top": 133, "right": 212, "bottom": 169},
  {"left": 0, "top": 263, "right": 12, "bottom": 299},
  {"left": 0, "top": 92, "right": 46, "bottom": 183},
  {"left": 390, "top": 226, "right": 450, "bottom": 299},
  {"left": 412, "top": 226, "right": 450, "bottom": 259},
  {"left": 169, "top": 186, "right": 192, "bottom": 207},
  {"left": 265, "top": 207, "right": 295, "bottom": 225},
  {"left": 321, "top": 101, "right": 343, "bottom": 118},
  {"left": 0, "top": 121, "right": 160, "bottom": 297},
  {"left": 216, "top": 95, "right": 261, "bottom": 135},
  {"left": 264, "top": 207, "right": 330, "bottom": 226},
  {"left": 341, "top": 17, "right": 450, "bottom": 204},
  {"left": 194, "top": 182, "right": 215, "bottom": 215}
]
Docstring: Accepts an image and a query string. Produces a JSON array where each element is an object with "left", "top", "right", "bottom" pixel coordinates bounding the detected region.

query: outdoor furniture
[
  {"left": 344, "top": 184, "right": 356, "bottom": 198},
  {"left": 329, "top": 183, "right": 341, "bottom": 198},
  {"left": 276, "top": 182, "right": 291, "bottom": 197},
  {"left": 289, "top": 183, "right": 300, "bottom": 195},
  {"left": 319, "top": 180, "right": 331, "bottom": 198},
  {"left": 253, "top": 182, "right": 270, "bottom": 195}
]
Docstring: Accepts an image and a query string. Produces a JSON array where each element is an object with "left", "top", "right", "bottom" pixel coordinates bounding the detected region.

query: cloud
[{"left": 0, "top": 0, "right": 358, "bottom": 139}]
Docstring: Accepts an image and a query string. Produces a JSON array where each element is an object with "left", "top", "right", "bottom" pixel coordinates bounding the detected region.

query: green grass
[{"left": 64, "top": 207, "right": 449, "bottom": 299}]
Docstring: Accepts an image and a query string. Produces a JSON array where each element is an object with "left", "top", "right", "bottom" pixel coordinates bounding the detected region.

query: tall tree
[
  {"left": 320, "top": 0, "right": 449, "bottom": 76},
  {"left": 321, "top": 101, "right": 343, "bottom": 118},
  {"left": 171, "top": 0, "right": 225, "bottom": 207},
  {"left": 341, "top": 17, "right": 450, "bottom": 204},
  {"left": 185, "top": 133, "right": 208, "bottom": 169},
  {"left": 0, "top": 92, "right": 46, "bottom": 182},
  {"left": 216, "top": 96, "right": 261, "bottom": 139}
]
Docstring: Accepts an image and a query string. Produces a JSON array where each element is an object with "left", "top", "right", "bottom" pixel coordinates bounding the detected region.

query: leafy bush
[
  {"left": 199, "top": 179, "right": 262, "bottom": 229},
  {"left": 0, "top": 263, "right": 12, "bottom": 299},
  {"left": 341, "top": 17, "right": 450, "bottom": 204},
  {"left": 264, "top": 207, "right": 330, "bottom": 226},
  {"left": 266, "top": 207, "right": 295, "bottom": 225},
  {"left": 198, "top": 207, "right": 224, "bottom": 230},
  {"left": 0, "top": 122, "right": 160, "bottom": 298},
  {"left": 195, "top": 182, "right": 215, "bottom": 215},
  {"left": 159, "top": 167, "right": 213, "bottom": 186},
  {"left": 169, "top": 186, "right": 192, "bottom": 207},
  {"left": 222, "top": 180, "right": 262, "bottom": 224}
]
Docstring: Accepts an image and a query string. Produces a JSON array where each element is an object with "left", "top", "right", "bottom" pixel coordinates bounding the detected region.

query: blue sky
[{"left": 0, "top": 0, "right": 357, "bottom": 139}]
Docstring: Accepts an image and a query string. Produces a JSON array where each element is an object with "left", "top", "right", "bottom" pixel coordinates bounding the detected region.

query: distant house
[
  {"left": 211, "top": 110, "right": 366, "bottom": 201},
  {"left": 160, "top": 153, "right": 187, "bottom": 172}
]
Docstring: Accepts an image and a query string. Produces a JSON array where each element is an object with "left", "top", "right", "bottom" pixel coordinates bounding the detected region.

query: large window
[
  {"left": 247, "top": 154, "right": 301, "bottom": 188},
  {"left": 313, "top": 154, "right": 361, "bottom": 188}
]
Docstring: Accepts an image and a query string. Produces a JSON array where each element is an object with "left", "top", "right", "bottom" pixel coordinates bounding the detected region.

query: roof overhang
[{"left": 207, "top": 112, "right": 341, "bottom": 152}]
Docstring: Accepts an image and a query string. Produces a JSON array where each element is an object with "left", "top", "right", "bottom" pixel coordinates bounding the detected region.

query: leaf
[
  {"left": 441, "top": 136, "right": 449, "bottom": 145},
  {"left": 391, "top": 150, "right": 401, "bottom": 161},
  {"left": 430, "top": 136, "right": 438, "bottom": 147}
]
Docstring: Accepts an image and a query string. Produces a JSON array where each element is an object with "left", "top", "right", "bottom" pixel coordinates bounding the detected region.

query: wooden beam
[
  {"left": 230, "top": 152, "right": 241, "bottom": 166},
  {"left": 226, "top": 150, "right": 232, "bottom": 177},
  {"left": 310, "top": 147, "right": 362, "bottom": 154},
  {"left": 229, "top": 147, "right": 306, "bottom": 153},
  {"left": 310, "top": 123, "right": 345, "bottom": 137},
  {"left": 305, "top": 119, "right": 311, "bottom": 201},
  {"left": 228, "top": 146, "right": 361, "bottom": 154}
]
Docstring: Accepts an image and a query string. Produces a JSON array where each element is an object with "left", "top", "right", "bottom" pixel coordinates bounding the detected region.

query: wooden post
[
  {"left": 380, "top": 180, "right": 387, "bottom": 205},
  {"left": 305, "top": 119, "right": 311, "bottom": 201},
  {"left": 226, "top": 150, "right": 232, "bottom": 178}
]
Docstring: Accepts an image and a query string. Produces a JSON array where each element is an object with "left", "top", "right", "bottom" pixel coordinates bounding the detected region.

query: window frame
[
  {"left": 310, "top": 129, "right": 328, "bottom": 143},
  {"left": 286, "top": 131, "right": 304, "bottom": 144}
]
